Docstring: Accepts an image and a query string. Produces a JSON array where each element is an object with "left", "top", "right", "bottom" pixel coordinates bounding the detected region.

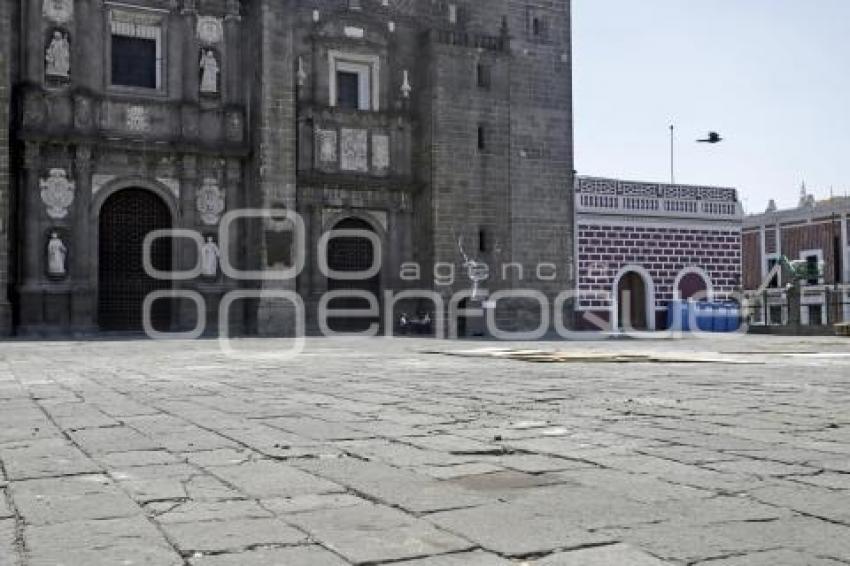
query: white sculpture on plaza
[
  {"left": 45, "top": 30, "right": 71, "bottom": 78},
  {"left": 200, "top": 50, "right": 219, "bottom": 94},
  {"left": 201, "top": 236, "right": 220, "bottom": 277},
  {"left": 47, "top": 232, "right": 68, "bottom": 276}
]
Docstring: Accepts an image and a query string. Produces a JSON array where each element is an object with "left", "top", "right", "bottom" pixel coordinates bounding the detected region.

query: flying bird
[{"left": 697, "top": 132, "right": 723, "bottom": 144}]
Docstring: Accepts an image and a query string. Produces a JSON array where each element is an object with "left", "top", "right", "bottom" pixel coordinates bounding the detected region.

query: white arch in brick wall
[
  {"left": 673, "top": 266, "right": 715, "bottom": 301},
  {"left": 611, "top": 264, "right": 656, "bottom": 332}
]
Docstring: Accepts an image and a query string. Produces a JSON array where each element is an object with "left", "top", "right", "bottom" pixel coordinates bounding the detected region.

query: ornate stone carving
[
  {"left": 199, "top": 50, "right": 219, "bottom": 94},
  {"left": 225, "top": 0, "right": 242, "bottom": 20},
  {"left": 23, "top": 93, "right": 46, "bottom": 129},
  {"left": 196, "top": 178, "right": 225, "bottom": 225},
  {"left": 39, "top": 169, "right": 75, "bottom": 219},
  {"left": 45, "top": 30, "right": 71, "bottom": 78},
  {"left": 126, "top": 106, "right": 150, "bottom": 132},
  {"left": 340, "top": 128, "right": 368, "bottom": 172},
  {"left": 372, "top": 134, "right": 389, "bottom": 172},
  {"left": 197, "top": 16, "right": 223, "bottom": 44},
  {"left": 201, "top": 236, "right": 220, "bottom": 277},
  {"left": 43, "top": 0, "right": 74, "bottom": 23},
  {"left": 74, "top": 95, "right": 93, "bottom": 130},
  {"left": 317, "top": 129, "right": 337, "bottom": 164},
  {"left": 47, "top": 232, "right": 68, "bottom": 277},
  {"left": 225, "top": 112, "right": 243, "bottom": 142}
]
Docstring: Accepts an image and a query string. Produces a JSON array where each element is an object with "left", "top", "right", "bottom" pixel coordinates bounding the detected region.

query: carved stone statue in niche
[
  {"left": 47, "top": 232, "right": 68, "bottom": 277},
  {"left": 199, "top": 50, "right": 219, "bottom": 94},
  {"left": 200, "top": 236, "right": 220, "bottom": 277},
  {"left": 45, "top": 30, "right": 71, "bottom": 78}
]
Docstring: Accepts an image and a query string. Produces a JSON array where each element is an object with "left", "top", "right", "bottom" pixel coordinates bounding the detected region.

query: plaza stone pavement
[{"left": 0, "top": 336, "right": 849, "bottom": 566}]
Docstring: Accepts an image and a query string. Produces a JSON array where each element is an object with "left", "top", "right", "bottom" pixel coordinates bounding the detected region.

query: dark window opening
[
  {"left": 767, "top": 257, "right": 780, "bottom": 288},
  {"left": 808, "top": 304, "right": 823, "bottom": 325},
  {"left": 477, "top": 125, "right": 486, "bottom": 150},
  {"left": 111, "top": 35, "right": 157, "bottom": 89},
  {"left": 479, "top": 229, "right": 487, "bottom": 253},
  {"left": 337, "top": 71, "right": 360, "bottom": 110},
  {"left": 805, "top": 255, "right": 820, "bottom": 285},
  {"left": 476, "top": 63, "right": 490, "bottom": 88}
]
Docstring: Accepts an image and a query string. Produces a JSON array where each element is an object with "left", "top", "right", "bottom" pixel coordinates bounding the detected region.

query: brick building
[
  {"left": 574, "top": 176, "right": 743, "bottom": 331},
  {"left": 0, "top": 0, "right": 574, "bottom": 336},
  {"left": 742, "top": 186, "right": 850, "bottom": 327}
]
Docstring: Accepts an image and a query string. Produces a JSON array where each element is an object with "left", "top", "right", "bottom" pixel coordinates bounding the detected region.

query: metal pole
[{"left": 669, "top": 125, "right": 675, "bottom": 185}]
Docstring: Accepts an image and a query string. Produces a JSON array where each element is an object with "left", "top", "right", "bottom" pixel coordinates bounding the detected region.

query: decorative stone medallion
[
  {"left": 340, "top": 128, "right": 368, "bottom": 172},
  {"left": 126, "top": 106, "right": 150, "bottom": 132},
  {"left": 43, "top": 0, "right": 74, "bottom": 23},
  {"left": 317, "top": 129, "right": 338, "bottom": 164},
  {"left": 372, "top": 134, "right": 390, "bottom": 172},
  {"left": 196, "top": 178, "right": 225, "bottom": 225},
  {"left": 197, "top": 16, "right": 224, "bottom": 44},
  {"left": 39, "top": 168, "right": 75, "bottom": 219}
]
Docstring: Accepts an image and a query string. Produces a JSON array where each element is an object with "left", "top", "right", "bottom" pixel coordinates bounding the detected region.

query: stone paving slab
[{"left": 0, "top": 335, "right": 849, "bottom": 565}]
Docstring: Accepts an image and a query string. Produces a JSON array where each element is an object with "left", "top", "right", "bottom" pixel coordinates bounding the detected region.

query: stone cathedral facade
[{"left": 0, "top": 0, "right": 574, "bottom": 336}]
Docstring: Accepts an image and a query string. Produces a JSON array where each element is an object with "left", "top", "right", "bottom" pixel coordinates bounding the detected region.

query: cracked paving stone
[
  {"left": 11, "top": 474, "right": 141, "bottom": 525},
  {"left": 748, "top": 482, "right": 850, "bottom": 523},
  {"left": 96, "top": 450, "right": 183, "bottom": 468},
  {"left": 391, "top": 550, "right": 515, "bottom": 565},
  {"left": 0, "top": 439, "right": 102, "bottom": 480},
  {"left": 260, "top": 492, "right": 367, "bottom": 515},
  {"left": 427, "top": 502, "right": 613, "bottom": 557},
  {"left": 295, "top": 458, "right": 492, "bottom": 513},
  {"left": 112, "top": 464, "right": 240, "bottom": 503},
  {"left": 68, "top": 426, "right": 163, "bottom": 454},
  {"left": 530, "top": 543, "right": 672, "bottom": 565},
  {"left": 689, "top": 549, "right": 848, "bottom": 565},
  {"left": 609, "top": 516, "right": 850, "bottom": 563},
  {"left": 153, "top": 499, "right": 273, "bottom": 524},
  {"left": 209, "top": 460, "right": 345, "bottom": 498},
  {"left": 161, "top": 517, "right": 307, "bottom": 554},
  {"left": 288, "top": 503, "right": 474, "bottom": 564},
  {"left": 0, "top": 519, "right": 16, "bottom": 566},
  {"left": 25, "top": 516, "right": 182, "bottom": 565},
  {"left": 188, "top": 544, "right": 350, "bottom": 566}
]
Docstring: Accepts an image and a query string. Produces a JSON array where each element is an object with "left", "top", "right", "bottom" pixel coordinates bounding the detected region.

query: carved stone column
[{"left": 224, "top": 1, "right": 241, "bottom": 104}]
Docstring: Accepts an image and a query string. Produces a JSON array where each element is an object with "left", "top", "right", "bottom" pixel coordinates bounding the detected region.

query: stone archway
[
  {"left": 325, "top": 217, "right": 381, "bottom": 332},
  {"left": 98, "top": 188, "right": 172, "bottom": 331}
]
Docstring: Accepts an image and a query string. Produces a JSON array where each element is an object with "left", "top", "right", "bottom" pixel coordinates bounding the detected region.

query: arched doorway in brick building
[
  {"left": 98, "top": 189, "right": 172, "bottom": 332},
  {"left": 674, "top": 267, "right": 713, "bottom": 301},
  {"left": 613, "top": 265, "right": 655, "bottom": 331},
  {"left": 325, "top": 218, "right": 381, "bottom": 333}
]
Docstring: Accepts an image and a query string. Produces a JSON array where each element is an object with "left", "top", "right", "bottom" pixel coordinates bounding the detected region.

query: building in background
[
  {"left": 574, "top": 176, "right": 743, "bottom": 331},
  {"left": 0, "top": 0, "right": 574, "bottom": 336},
  {"left": 742, "top": 185, "right": 850, "bottom": 328}
]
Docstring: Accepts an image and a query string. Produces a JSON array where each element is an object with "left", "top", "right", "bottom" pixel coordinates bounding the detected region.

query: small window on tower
[
  {"left": 476, "top": 63, "right": 491, "bottom": 89},
  {"left": 477, "top": 125, "right": 486, "bottom": 151}
]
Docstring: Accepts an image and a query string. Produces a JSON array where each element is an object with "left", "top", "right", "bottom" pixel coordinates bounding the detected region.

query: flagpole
[{"left": 669, "top": 124, "right": 675, "bottom": 185}]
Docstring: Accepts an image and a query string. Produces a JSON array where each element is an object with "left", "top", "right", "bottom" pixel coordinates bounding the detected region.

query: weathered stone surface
[
  {"left": 0, "top": 519, "right": 17, "bottom": 566},
  {"left": 288, "top": 504, "right": 474, "bottom": 564},
  {"left": 26, "top": 516, "right": 182, "bottom": 565},
  {"left": 429, "top": 502, "right": 613, "bottom": 556},
  {"left": 188, "top": 545, "right": 349, "bottom": 566},
  {"left": 532, "top": 543, "right": 672, "bottom": 565},
  {"left": 11, "top": 474, "right": 140, "bottom": 525},
  {"left": 1, "top": 336, "right": 850, "bottom": 565},
  {"left": 162, "top": 518, "right": 307, "bottom": 554}
]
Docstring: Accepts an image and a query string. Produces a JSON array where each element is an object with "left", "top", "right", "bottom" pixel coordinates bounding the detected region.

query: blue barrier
[{"left": 667, "top": 301, "right": 741, "bottom": 333}]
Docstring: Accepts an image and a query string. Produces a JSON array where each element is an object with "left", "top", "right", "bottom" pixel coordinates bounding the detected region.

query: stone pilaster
[
  {"left": 0, "top": 0, "right": 11, "bottom": 334},
  {"left": 254, "top": 0, "right": 298, "bottom": 336},
  {"left": 70, "top": 144, "right": 96, "bottom": 333}
]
